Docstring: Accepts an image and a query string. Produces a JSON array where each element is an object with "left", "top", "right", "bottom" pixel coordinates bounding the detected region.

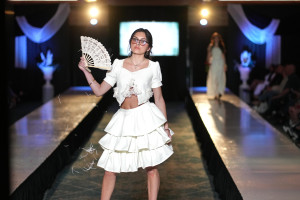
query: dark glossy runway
[
  {"left": 9, "top": 86, "right": 300, "bottom": 200},
  {"left": 189, "top": 87, "right": 300, "bottom": 200},
  {"left": 43, "top": 101, "right": 219, "bottom": 200},
  {"left": 9, "top": 86, "right": 219, "bottom": 200},
  {"left": 9, "top": 87, "right": 110, "bottom": 199}
]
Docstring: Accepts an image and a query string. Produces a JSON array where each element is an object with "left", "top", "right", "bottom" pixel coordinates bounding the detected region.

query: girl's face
[
  {"left": 213, "top": 35, "right": 219, "bottom": 44},
  {"left": 130, "top": 32, "right": 150, "bottom": 55}
]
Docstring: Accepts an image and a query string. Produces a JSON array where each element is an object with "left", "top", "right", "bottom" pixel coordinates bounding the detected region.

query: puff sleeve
[
  {"left": 104, "top": 59, "right": 119, "bottom": 87},
  {"left": 151, "top": 61, "right": 163, "bottom": 88}
]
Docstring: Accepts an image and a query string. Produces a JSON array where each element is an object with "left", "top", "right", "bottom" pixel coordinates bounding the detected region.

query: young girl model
[
  {"left": 78, "top": 28, "right": 174, "bottom": 200},
  {"left": 206, "top": 32, "right": 227, "bottom": 100}
]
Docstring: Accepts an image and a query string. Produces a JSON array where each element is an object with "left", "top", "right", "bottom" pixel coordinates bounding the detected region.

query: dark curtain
[
  {"left": 69, "top": 24, "right": 110, "bottom": 89},
  {"left": 107, "top": 6, "right": 188, "bottom": 102},
  {"left": 69, "top": 6, "right": 188, "bottom": 102}
]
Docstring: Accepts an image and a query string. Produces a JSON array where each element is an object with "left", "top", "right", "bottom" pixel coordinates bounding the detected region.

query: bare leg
[
  {"left": 146, "top": 167, "right": 160, "bottom": 200},
  {"left": 100, "top": 171, "right": 116, "bottom": 200}
]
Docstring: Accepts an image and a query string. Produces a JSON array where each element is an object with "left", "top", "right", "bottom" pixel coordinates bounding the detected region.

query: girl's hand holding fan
[
  {"left": 78, "top": 56, "right": 89, "bottom": 72},
  {"left": 80, "top": 36, "right": 111, "bottom": 72}
]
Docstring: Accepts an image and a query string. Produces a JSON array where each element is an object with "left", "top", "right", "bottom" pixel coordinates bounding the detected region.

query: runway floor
[
  {"left": 189, "top": 87, "right": 300, "bottom": 200},
  {"left": 43, "top": 101, "right": 220, "bottom": 200},
  {"left": 9, "top": 86, "right": 300, "bottom": 200},
  {"left": 9, "top": 87, "right": 108, "bottom": 199}
]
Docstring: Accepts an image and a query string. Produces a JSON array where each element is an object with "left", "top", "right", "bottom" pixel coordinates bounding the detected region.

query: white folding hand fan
[{"left": 80, "top": 36, "right": 111, "bottom": 72}]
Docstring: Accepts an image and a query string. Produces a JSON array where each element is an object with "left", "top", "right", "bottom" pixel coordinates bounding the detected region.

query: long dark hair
[{"left": 128, "top": 28, "right": 153, "bottom": 59}]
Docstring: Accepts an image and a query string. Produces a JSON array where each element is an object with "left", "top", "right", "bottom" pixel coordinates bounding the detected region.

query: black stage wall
[
  {"left": 70, "top": 6, "right": 188, "bottom": 102},
  {"left": 109, "top": 6, "right": 188, "bottom": 102},
  {"left": 6, "top": 3, "right": 300, "bottom": 103},
  {"left": 2, "top": 0, "right": 9, "bottom": 198},
  {"left": 8, "top": 4, "right": 71, "bottom": 102}
]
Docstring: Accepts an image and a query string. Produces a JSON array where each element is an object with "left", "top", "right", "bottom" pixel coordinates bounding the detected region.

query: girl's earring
[
  {"left": 128, "top": 45, "right": 132, "bottom": 56},
  {"left": 128, "top": 48, "right": 132, "bottom": 57}
]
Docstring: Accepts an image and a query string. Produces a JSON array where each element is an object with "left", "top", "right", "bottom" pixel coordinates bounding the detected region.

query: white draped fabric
[
  {"left": 227, "top": 4, "right": 281, "bottom": 67},
  {"left": 14, "top": 3, "right": 70, "bottom": 68},
  {"left": 15, "top": 35, "right": 27, "bottom": 69},
  {"left": 16, "top": 3, "right": 70, "bottom": 43}
]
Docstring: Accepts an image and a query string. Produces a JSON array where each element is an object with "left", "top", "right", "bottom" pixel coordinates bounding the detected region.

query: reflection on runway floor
[
  {"left": 9, "top": 87, "right": 102, "bottom": 196},
  {"left": 191, "top": 87, "right": 300, "bottom": 200},
  {"left": 44, "top": 102, "right": 219, "bottom": 200}
]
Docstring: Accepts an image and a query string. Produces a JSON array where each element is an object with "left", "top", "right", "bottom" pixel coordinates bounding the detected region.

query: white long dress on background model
[{"left": 206, "top": 46, "right": 226, "bottom": 97}]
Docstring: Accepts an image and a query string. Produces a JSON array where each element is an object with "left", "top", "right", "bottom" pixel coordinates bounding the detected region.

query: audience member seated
[
  {"left": 247, "top": 65, "right": 267, "bottom": 86},
  {"left": 266, "top": 64, "right": 285, "bottom": 92},
  {"left": 249, "top": 64, "right": 278, "bottom": 99},
  {"left": 251, "top": 62, "right": 300, "bottom": 148},
  {"left": 282, "top": 89, "right": 300, "bottom": 147},
  {"left": 252, "top": 64, "right": 286, "bottom": 113},
  {"left": 265, "top": 63, "right": 300, "bottom": 118},
  {"left": 252, "top": 64, "right": 284, "bottom": 101}
]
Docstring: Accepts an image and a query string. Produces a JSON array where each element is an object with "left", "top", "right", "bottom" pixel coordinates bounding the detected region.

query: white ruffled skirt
[{"left": 97, "top": 102, "right": 174, "bottom": 173}]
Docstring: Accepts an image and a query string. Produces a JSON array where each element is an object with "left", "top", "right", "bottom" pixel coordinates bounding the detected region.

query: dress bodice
[
  {"left": 104, "top": 59, "right": 163, "bottom": 106},
  {"left": 211, "top": 46, "right": 223, "bottom": 60}
]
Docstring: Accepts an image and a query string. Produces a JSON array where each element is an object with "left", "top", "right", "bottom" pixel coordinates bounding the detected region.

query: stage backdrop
[
  {"left": 11, "top": 4, "right": 71, "bottom": 101},
  {"left": 70, "top": 6, "right": 188, "bottom": 102},
  {"left": 8, "top": 3, "right": 300, "bottom": 103}
]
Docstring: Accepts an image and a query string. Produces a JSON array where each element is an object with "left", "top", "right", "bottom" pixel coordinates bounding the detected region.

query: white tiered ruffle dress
[
  {"left": 97, "top": 59, "right": 174, "bottom": 173},
  {"left": 206, "top": 46, "right": 226, "bottom": 97}
]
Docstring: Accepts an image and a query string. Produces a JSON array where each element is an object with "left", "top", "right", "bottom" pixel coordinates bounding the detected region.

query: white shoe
[
  {"left": 283, "top": 125, "right": 299, "bottom": 140},
  {"left": 291, "top": 130, "right": 299, "bottom": 141},
  {"left": 257, "top": 102, "right": 268, "bottom": 114},
  {"left": 283, "top": 125, "right": 290, "bottom": 133},
  {"left": 289, "top": 119, "right": 297, "bottom": 127},
  {"left": 252, "top": 105, "right": 258, "bottom": 111}
]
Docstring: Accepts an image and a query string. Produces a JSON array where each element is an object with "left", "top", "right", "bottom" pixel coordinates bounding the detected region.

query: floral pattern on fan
[{"left": 80, "top": 36, "right": 111, "bottom": 71}]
